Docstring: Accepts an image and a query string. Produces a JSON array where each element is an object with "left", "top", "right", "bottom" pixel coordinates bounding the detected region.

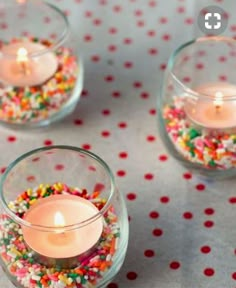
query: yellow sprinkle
[
  {"left": 29, "top": 199, "right": 37, "bottom": 205},
  {"left": 40, "top": 188, "right": 46, "bottom": 197},
  {"left": 11, "top": 248, "right": 21, "bottom": 257},
  {"left": 27, "top": 189, "right": 32, "bottom": 196},
  {"left": 58, "top": 275, "right": 68, "bottom": 284},
  {"left": 39, "top": 184, "right": 45, "bottom": 189}
]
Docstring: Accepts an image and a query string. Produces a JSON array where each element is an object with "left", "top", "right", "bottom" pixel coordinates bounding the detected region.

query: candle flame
[
  {"left": 17, "top": 47, "right": 28, "bottom": 63},
  {"left": 213, "top": 91, "right": 223, "bottom": 110},
  {"left": 54, "top": 211, "right": 65, "bottom": 227}
]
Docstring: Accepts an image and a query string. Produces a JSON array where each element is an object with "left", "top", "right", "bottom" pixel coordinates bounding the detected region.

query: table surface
[{"left": 1, "top": 0, "right": 236, "bottom": 287}]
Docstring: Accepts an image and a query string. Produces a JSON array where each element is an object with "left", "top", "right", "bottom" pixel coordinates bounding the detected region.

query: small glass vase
[
  {"left": 157, "top": 36, "right": 236, "bottom": 178},
  {"left": 0, "top": 146, "right": 129, "bottom": 288},
  {"left": 0, "top": 0, "right": 83, "bottom": 128}
]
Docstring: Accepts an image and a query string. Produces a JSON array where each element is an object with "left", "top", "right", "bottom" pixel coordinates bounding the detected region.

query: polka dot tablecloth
[{"left": 1, "top": 0, "right": 236, "bottom": 287}]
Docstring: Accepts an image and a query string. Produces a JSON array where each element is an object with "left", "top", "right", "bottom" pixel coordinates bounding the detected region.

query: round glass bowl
[
  {"left": 0, "top": 146, "right": 129, "bottom": 288},
  {"left": 0, "top": 0, "right": 83, "bottom": 128},
  {"left": 157, "top": 36, "right": 236, "bottom": 178}
]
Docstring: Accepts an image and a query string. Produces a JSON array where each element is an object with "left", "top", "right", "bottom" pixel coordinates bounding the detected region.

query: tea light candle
[
  {"left": 22, "top": 194, "right": 103, "bottom": 258},
  {"left": 184, "top": 82, "right": 236, "bottom": 129},
  {"left": 0, "top": 41, "right": 58, "bottom": 87}
]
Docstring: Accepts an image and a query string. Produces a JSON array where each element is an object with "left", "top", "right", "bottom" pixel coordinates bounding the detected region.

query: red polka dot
[
  {"left": 117, "top": 170, "right": 126, "bottom": 177},
  {"left": 84, "top": 34, "right": 93, "bottom": 42},
  {"left": 200, "top": 246, "right": 211, "bottom": 254},
  {"left": 159, "top": 154, "right": 168, "bottom": 161},
  {"left": 144, "top": 249, "right": 155, "bottom": 257},
  {"left": 82, "top": 144, "right": 91, "bottom": 150},
  {"left": 124, "top": 61, "right": 133, "bottom": 69},
  {"left": 204, "top": 220, "right": 214, "bottom": 228},
  {"left": 126, "top": 271, "right": 138, "bottom": 280},
  {"left": 1, "top": 167, "right": 6, "bottom": 174},
  {"left": 133, "top": 81, "right": 142, "bottom": 88},
  {"left": 152, "top": 228, "right": 163, "bottom": 237},
  {"left": 160, "top": 196, "right": 169, "bottom": 203},
  {"left": 101, "top": 131, "right": 110, "bottom": 137},
  {"left": 177, "top": 6, "right": 185, "bottom": 13},
  {"left": 137, "top": 20, "right": 145, "bottom": 27},
  {"left": 183, "top": 172, "right": 192, "bottom": 180},
  {"left": 147, "top": 135, "right": 156, "bottom": 142},
  {"left": 162, "top": 34, "right": 171, "bottom": 41},
  {"left": 44, "top": 139, "right": 53, "bottom": 146},
  {"left": 107, "top": 283, "right": 118, "bottom": 288},
  {"left": 104, "top": 75, "right": 115, "bottom": 82},
  {"left": 149, "top": 108, "right": 156, "bottom": 115},
  {"left": 203, "top": 268, "right": 215, "bottom": 277},
  {"left": 88, "top": 166, "right": 96, "bottom": 172},
  {"left": 118, "top": 122, "right": 127, "bottom": 129},
  {"left": 195, "top": 183, "right": 205, "bottom": 191},
  {"left": 81, "top": 89, "right": 89, "bottom": 97},
  {"left": 149, "top": 211, "right": 159, "bottom": 219},
  {"left": 181, "top": 79, "right": 191, "bottom": 87},
  {"left": 55, "top": 164, "right": 64, "bottom": 171},
  {"left": 7, "top": 136, "right": 16, "bottom": 142},
  {"left": 148, "top": 48, "right": 158, "bottom": 55},
  {"left": 127, "top": 193, "right": 137, "bottom": 200},
  {"left": 159, "top": 17, "right": 168, "bottom": 24},
  {"left": 149, "top": 0, "right": 157, "bottom": 7},
  {"left": 204, "top": 208, "right": 215, "bottom": 215},
  {"left": 112, "top": 91, "right": 121, "bottom": 98},
  {"left": 113, "top": 5, "right": 122, "bottom": 12},
  {"left": 119, "top": 152, "right": 128, "bottom": 159},
  {"left": 185, "top": 17, "right": 193, "bottom": 25},
  {"left": 108, "top": 45, "right": 117, "bottom": 52},
  {"left": 74, "top": 119, "right": 83, "bottom": 125},
  {"left": 26, "top": 175, "right": 36, "bottom": 182},
  {"left": 219, "top": 75, "right": 227, "bottom": 81},
  {"left": 229, "top": 197, "right": 236, "bottom": 204},
  {"left": 123, "top": 38, "right": 133, "bottom": 44},
  {"left": 147, "top": 30, "right": 156, "bottom": 37},
  {"left": 169, "top": 261, "right": 181, "bottom": 270},
  {"left": 134, "top": 9, "right": 143, "bottom": 17},
  {"left": 144, "top": 173, "right": 154, "bottom": 180},
  {"left": 140, "top": 92, "right": 149, "bottom": 99},
  {"left": 93, "top": 18, "right": 102, "bottom": 26},
  {"left": 183, "top": 212, "right": 193, "bottom": 220},
  {"left": 160, "top": 63, "right": 167, "bottom": 71},
  {"left": 91, "top": 55, "right": 100, "bottom": 62},
  {"left": 232, "top": 272, "right": 236, "bottom": 280},
  {"left": 109, "top": 27, "right": 118, "bottom": 34},
  {"left": 102, "top": 109, "right": 111, "bottom": 116}
]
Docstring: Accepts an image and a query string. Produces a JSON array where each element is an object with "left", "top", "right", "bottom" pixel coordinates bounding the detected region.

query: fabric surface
[{"left": 1, "top": 0, "right": 236, "bottom": 287}]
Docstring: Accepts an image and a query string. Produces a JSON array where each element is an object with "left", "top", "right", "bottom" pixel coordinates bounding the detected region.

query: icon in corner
[{"left": 198, "top": 6, "right": 228, "bottom": 35}]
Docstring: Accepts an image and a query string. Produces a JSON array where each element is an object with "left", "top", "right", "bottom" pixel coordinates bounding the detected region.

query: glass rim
[
  {"left": 0, "top": 1, "right": 69, "bottom": 58},
  {"left": 0, "top": 145, "right": 116, "bottom": 232},
  {"left": 167, "top": 35, "right": 236, "bottom": 101}
]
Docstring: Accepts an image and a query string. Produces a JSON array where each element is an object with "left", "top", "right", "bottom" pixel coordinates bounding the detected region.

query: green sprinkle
[
  {"left": 188, "top": 128, "right": 201, "bottom": 140},
  {"left": 208, "top": 160, "right": 216, "bottom": 167}
]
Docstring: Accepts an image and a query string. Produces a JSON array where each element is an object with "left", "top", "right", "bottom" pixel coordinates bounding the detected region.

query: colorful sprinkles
[
  {"left": 0, "top": 183, "right": 120, "bottom": 288},
  {"left": 0, "top": 37, "right": 79, "bottom": 124},
  {"left": 163, "top": 97, "right": 236, "bottom": 170}
]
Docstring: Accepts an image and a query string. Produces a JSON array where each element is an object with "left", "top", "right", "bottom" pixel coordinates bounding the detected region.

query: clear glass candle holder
[
  {"left": 0, "top": 146, "right": 129, "bottom": 288},
  {"left": 157, "top": 36, "right": 236, "bottom": 178},
  {"left": 0, "top": 0, "right": 83, "bottom": 128}
]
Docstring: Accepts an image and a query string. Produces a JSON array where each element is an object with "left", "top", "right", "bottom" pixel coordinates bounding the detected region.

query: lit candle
[
  {"left": 0, "top": 41, "right": 58, "bottom": 87},
  {"left": 184, "top": 82, "right": 236, "bottom": 129},
  {"left": 16, "top": 47, "right": 30, "bottom": 75},
  {"left": 22, "top": 195, "right": 103, "bottom": 259}
]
